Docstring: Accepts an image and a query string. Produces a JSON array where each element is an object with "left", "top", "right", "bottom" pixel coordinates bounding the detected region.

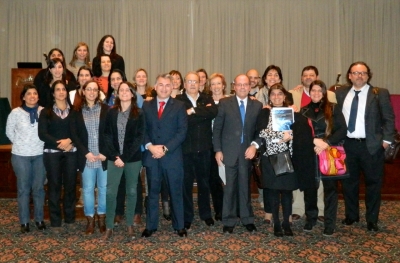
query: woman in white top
[{"left": 6, "top": 85, "right": 46, "bottom": 233}]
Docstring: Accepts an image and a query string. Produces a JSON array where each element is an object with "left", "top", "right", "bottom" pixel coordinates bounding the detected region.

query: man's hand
[
  {"left": 245, "top": 145, "right": 257, "bottom": 159},
  {"left": 293, "top": 85, "right": 303, "bottom": 92},
  {"left": 215, "top": 151, "right": 224, "bottom": 166},
  {"left": 149, "top": 144, "right": 165, "bottom": 159}
]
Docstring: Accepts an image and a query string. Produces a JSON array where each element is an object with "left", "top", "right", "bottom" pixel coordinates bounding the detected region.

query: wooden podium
[{"left": 11, "top": 68, "right": 42, "bottom": 109}]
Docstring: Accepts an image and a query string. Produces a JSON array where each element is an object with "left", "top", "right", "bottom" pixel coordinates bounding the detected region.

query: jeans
[
  {"left": 11, "top": 154, "right": 46, "bottom": 224},
  {"left": 44, "top": 152, "right": 78, "bottom": 227},
  {"left": 106, "top": 160, "right": 142, "bottom": 229},
  {"left": 82, "top": 166, "right": 107, "bottom": 216}
]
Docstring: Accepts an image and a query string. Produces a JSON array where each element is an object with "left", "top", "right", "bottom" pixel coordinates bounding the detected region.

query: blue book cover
[{"left": 271, "top": 107, "right": 294, "bottom": 131}]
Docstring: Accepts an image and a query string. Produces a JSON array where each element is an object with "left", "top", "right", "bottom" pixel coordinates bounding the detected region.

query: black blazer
[
  {"left": 104, "top": 107, "right": 145, "bottom": 163},
  {"left": 176, "top": 93, "right": 218, "bottom": 154},
  {"left": 92, "top": 54, "right": 125, "bottom": 77},
  {"left": 75, "top": 103, "right": 109, "bottom": 172},
  {"left": 335, "top": 85, "right": 395, "bottom": 155}
]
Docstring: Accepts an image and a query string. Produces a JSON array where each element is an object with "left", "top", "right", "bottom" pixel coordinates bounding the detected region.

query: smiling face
[
  {"left": 310, "top": 85, "right": 323, "bottom": 103},
  {"left": 50, "top": 62, "right": 64, "bottom": 80},
  {"left": 210, "top": 76, "right": 224, "bottom": 97},
  {"left": 50, "top": 50, "right": 63, "bottom": 61},
  {"left": 110, "top": 72, "right": 123, "bottom": 91},
  {"left": 301, "top": 69, "right": 318, "bottom": 88},
  {"left": 184, "top": 73, "right": 200, "bottom": 96},
  {"left": 246, "top": 69, "right": 260, "bottom": 89},
  {"left": 77, "top": 69, "right": 92, "bottom": 87},
  {"left": 135, "top": 70, "right": 148, "bottom": 88},
  {"left": 269, "top": 88, "right": 286, "bottom": 107},
  {"left": 103, "top": 37, "right": 114, "bottom": 54},
  {"left": 75, "top": 45, "right": 88, "bottom": 61},
  {"left": 83, "top": 82, "right": 99, "bottom": 105},
  {"left": 118, "top": 83, "right": 133, "bottom": 102},
  {"left": 265, "top": 69, "right": 281, "bottom": 88},
  {"left": 348, "top": 64, "right": 369, "bottom": 90},
  {"left": 234, "top": 75, "right": 251, "bottom": 99},
  {"left": 171, "top": 73, "right": 182, "bottom": 90},
  {"left": 155, "top": 77, "right": 173, "bottom": 100},
  {"left": 100, "top": 56, "right": 111, "bottom": 72},
  {"left": 23, "top": 88, "right": 39, "bottom": 108}
]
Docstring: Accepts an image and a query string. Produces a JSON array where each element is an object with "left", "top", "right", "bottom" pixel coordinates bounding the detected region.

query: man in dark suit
[
  {"left": 176, "top": 71, "right": 218, "bottom": 229},
  {"left": 335, "top": 61, "right": 395, "bottom": 231},
  {"left": 141, "top": 73, "right": 188, "bottom": 237},
  {"left": 213, "top": 74, "right": 263, "bottom": 233}
]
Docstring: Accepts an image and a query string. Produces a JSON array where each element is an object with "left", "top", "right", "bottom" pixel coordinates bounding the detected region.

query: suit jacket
[
  {"left": 142, "top": 97, "right": 188, "bottom": 168},
  {"left": 335, "top": 84, "right": 395, "bottom": 155},
  {"left": 213, "top": 96, "right": 263, "bottom": 166},
  {"left": 103, "top": 107, "right": 145, "bottom": 163},
  {"left": 75, "top": 103, "right": 109, "bottom": 172},
  {"left": 176, "top": 93, "right": 217, "bottom": 154},
  {"left": 289, "top": 87, "right": 336, "bottom": 110}
]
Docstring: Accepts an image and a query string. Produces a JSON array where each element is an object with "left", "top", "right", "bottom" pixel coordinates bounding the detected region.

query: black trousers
[
  {"left": 183, "top": 150, "right": 212, "bottom": 222},
  {"left": 322, "top": 179, "right": 338, "bottom": 229},
  {"left": 342, "top": 139, "right": 385, "bottom": 223},
  {"left": 209, "top": 150, "right": 223, "bottom": 215},
  {"left": 268, "top": 189, "right": 292, "bottom": 227},
  {"left": 304, "top": 187, "right": 318, "bottom": 224},
  {"left": 44, "top": 152, "right": 77, "bottom": 227}
]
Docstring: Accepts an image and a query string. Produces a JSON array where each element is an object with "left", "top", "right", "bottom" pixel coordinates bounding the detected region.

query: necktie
[
  {"left": 158, "top": 101, "right": 165, "bottom": 119},
  {"left": 240, "top": 100, "right": 245, "bottom": 143},
  {"left": 347, "top": 90, "right": 361, "bottom": 133}
]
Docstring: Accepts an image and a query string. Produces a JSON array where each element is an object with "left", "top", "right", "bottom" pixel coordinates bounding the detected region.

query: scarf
[{"left": 22, "top": 104, "right": 39, "bottom": 125}]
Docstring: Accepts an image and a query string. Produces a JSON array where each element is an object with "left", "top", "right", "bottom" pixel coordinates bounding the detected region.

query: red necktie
[{"left": 158, "top": 101, "right": 166, "bottom": 119}]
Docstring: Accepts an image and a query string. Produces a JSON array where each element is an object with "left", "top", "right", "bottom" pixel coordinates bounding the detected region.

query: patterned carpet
[{"left": 1, "top": 199, "right": 400, "bottom": 262}]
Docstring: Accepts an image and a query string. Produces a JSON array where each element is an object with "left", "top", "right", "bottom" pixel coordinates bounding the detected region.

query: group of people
[{"left": 5, "top": 34, "right": 395, "bottom": 241}]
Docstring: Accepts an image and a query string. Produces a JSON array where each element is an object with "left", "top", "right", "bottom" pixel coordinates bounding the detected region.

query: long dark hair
[
  {"left": 46, "top": 80, "right": 71, "bottom": 116},
  {"left": 20, "top": 84, "right": 39, "bottom": 107},
  {"left": 45, "top": 58, "right": 67, "bottom": 84},
  {"left": 113, "top": 81, "right": 139, "bottom": 119},
  {"left": 267, "top": 83, "right": 289, "bottom": 107},
  {"left": 76, "top": 80, "right": 101, "bottom": 112},
  {"left": 96, "top": 35, "right": 117, "bottom": 57},
  {"left": 262, "top": 65, "right": 283, "bottom": 87},
  {"left": 76, "top": 66, "right": 94, "bottom": 88},
  {"left": 169, "top": 70, "right": 184, "bottom": 90},
  {"left": 309, "top": 80, "right": 334, "bottom": 137},
  {"left": 106, "top": 69, "right": 127, "bottom": 104},
  {"left": 196, "top": 68, "right": 210, "bottom": 95}
]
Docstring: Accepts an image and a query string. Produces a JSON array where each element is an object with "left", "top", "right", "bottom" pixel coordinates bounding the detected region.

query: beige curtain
[{"left": 1, "top": 0, "right": 399, "bottom": 101}]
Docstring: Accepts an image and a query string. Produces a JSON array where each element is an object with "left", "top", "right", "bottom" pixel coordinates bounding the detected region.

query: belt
[{"left": 346, "top": 137, "right": 366, "bottom": 142}]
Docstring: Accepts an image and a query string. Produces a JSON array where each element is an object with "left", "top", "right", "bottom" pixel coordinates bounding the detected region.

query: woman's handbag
[
  {"left": 318, "top": 146, "right": 347, "bottom": 176},
  {"left": 269, "top": 150, "right": 294, "bottom": 176},
  {"left": 385, "top": 131, "right": 400, "bottom": 163}
]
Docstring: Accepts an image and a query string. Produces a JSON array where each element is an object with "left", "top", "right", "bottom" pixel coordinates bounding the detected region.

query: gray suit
[
  {"left": 213, "top": 96, "right": 262, "bottom": 227},
  {"left": 335, "top": 84, "right": 395, "bottom": 223}
]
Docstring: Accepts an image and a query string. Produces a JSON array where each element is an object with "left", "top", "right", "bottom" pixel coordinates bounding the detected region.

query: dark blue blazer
[{"left": 142, "top": 97, "right": 188, "bottom": 168}]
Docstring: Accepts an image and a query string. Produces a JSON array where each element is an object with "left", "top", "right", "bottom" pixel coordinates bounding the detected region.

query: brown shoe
[
  {"left": 85, "top": 216, "right": 95, "bottom": 235},
  {"left": 292, "top": 214, "right": 301, "bottom": 221},
  {"left": 127, "top": 225, "right": 135, "bottom": 240},
  {"left": 102, "top": 229, "right": 113, "bottom": 241},
  {"left": 114, "top": 215, "right": 122, "bottom": 227},
  {"left": 134, "top": 214, "right": 142, "bottom": 225},
  {"left": 98, "top": 214, "right": 106, "bottom": 233}
]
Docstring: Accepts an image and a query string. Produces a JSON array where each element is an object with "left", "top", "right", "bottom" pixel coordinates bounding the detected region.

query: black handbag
[
  {"left": 268, "top": 150, "right": 294, "bottom": 176},
  {"left": 385, "top": 132, "right": 400, "bottom": 163}
]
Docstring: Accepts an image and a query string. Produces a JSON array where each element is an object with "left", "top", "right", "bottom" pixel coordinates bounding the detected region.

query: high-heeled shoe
[{"left": 162, "top": 201, "right": 171, "bottom": 221}]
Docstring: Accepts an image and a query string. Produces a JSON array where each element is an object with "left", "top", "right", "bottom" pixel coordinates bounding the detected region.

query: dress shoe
[
  {"left": 184, "top": 222, "right": 191, "bottom": 230},
  {"left": 367, "top": 222, "right": 379, "bottom": 232},
  {"left": 98, "top": 214, "right": 106, "bottom": 234},
  {"left": 204, "top": 218, "right": 215, "bottom": 226},
  {"left": 127, "top": 225, "right": 135, "bottom": 240},
  {"left": 283, "top": 225, "right": 293, "bottom": 236},
  {"left": 341, "top": 217, "right": 360, "bottom": 226},
  {"left": 85, "top": 216, "right": 95, "bottom": 235},
  {"left": 223, "top": 226, "right": 234, "bottom": 234},
  {"left": 20, "top": 223, "right": 30, "bottom": 233},
  {"left": 323, "top": 228, "right": 334, "bottom": 236},
  {"left": 114, "top": 215, "right": 123, "bottom": 227},
  {"left": 245, "top": 224, "right": 257, "bottom": 233},
  {"left": 176, "top": 228, "right": 187, "bottom": 237},
  {"left": 102, "top": 229, "right": 113, "bottom": 241},
  {"left": 35, "top": 221, "right": 46, "bottom": 231},
  {"left": 215, "top": 213, "right": 222, "bottom": 221},
  {"left": 317, "top": 216, "right": 325, "bottom": 223},
  {"left": 273, "top": 225, "right": 283, "bottom": 237},
  {"left": 162, "top": 201, "right": 171, "bottom": 221},
  {"left": 292, "top": 214, "right": 301, "bottom": 221},
  {"left": 141, "top": 229, "right": 156, "bottom": 238},
  {"left": 134, "top": 214, "right": 142, "bottom": 225},
  {"left": 303, "top": 221, "right": 316, "bottom": 232}
]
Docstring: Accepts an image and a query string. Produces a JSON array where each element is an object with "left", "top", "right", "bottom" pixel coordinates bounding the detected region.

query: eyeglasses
[
  {"left": 186, "top": 80, "right": 198, "bottom": 84},
  {"left": 351, "top": 71, "right": 368, "bottom": 77},
  {"left": 85, "top": 88, "right": 99, "bottom": 92},
  {"left": 234, "top": 83, "right": 250, "bottom": 88}
]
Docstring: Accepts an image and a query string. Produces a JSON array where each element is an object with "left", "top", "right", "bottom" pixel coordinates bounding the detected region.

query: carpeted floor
[{"left": 1, "top": 198, "right": 400, "bottom": 262}]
